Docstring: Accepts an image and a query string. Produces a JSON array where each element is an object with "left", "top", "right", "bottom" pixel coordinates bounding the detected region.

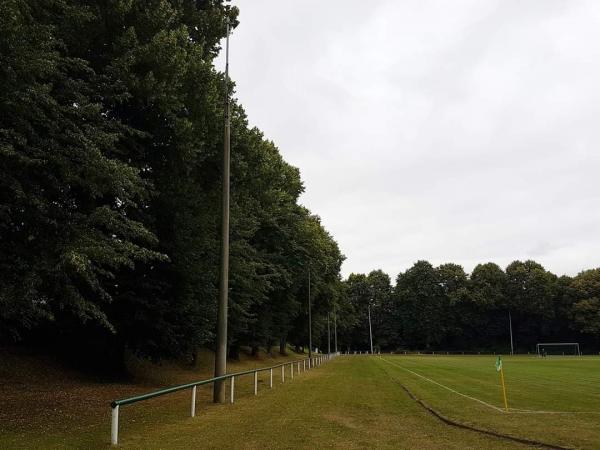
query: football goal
[{"left": 536, "top": 342, "right": 581, "bottom": 356}]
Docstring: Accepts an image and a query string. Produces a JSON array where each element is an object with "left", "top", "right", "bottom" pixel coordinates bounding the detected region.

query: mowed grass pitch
[
  {"left": 1, "top": 355, "right": 598, "bottom": 449},
  {"left": 377, "top": 355, "right": 600, "bottom": 449},
  {"left": 3, "top": 356, "right": 534, "bottom": 450}
]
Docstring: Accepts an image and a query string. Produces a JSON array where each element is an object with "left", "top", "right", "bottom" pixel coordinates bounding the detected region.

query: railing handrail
[
  {"left": 111, "top": 356, "right": 313, "bottom": 408},
  {"left": 110, "top": 353, "right": 338, "bottom": 445}
]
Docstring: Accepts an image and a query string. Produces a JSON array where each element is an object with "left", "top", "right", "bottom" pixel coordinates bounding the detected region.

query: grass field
[
  {"left": 1, "top": 352, "right": 599, "bottom": 449},
  {"left": 377, "top": 354, "right": 600, "bottom": 449}
]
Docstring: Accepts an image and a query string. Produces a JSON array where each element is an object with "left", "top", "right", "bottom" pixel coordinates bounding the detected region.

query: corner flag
[{"left": 495, "top": 356, "right": 508, "bottom": 411}]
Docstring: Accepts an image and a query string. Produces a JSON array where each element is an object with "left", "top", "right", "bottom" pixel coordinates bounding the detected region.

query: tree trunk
[
  {"left": 279, "top": 337, "right": 287, "bottom": 355},
  {"left": 266, "top": 338, "right": 274, "bottom": 356},
  {"left": 105, "top": 336, "right": 128, "bottom": 377},
  {"left": 191, "top": 348, "right": 201, "bottom": 368},
  {"left": 228, "top": 342, "right": 240, "bottom": 360}
]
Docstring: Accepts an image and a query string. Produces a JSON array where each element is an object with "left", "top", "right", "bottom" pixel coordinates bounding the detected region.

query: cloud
[{"left": 222, "top": 0, "right": 600, "bottom": 278}]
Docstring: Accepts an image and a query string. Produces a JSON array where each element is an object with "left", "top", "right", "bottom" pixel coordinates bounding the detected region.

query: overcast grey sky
[{"left": 221, "top": 0, "right": 600, "bottom": 279}]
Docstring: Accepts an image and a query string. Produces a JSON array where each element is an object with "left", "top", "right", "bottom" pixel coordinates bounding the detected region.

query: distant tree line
[
  {"left": 0, "top": 0, "right": 344, "bottom": 370},
  {"left": 340, "top": 262, "right": 600, "bottom": 353}
]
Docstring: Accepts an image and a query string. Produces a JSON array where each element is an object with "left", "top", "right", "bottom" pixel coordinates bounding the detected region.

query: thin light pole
[
  {"left": 333, "top": 304, "right": 338, "bottom": 353},
  {"left": 508, "top": 311, "right": 514, "bottom": 356},
  {"left": 214, "top": 20, "right": 231, "bottom": 404},
  {"left": 327, "top": 312, "right": 331, "bottom": 355},
  {"left": 368, "top": 303, "right": 373, "bottom": 354},
  {"left": 308, "top": 268, "right": 312, "bottom": 359}
]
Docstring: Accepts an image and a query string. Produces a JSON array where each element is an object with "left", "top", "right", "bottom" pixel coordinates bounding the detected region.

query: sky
[{"left": 219, "top": 0, "right": 600, "bottom": 279}]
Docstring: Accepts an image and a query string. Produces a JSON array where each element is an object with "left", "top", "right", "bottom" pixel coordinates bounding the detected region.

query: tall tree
[
  {"left": 436, "top": 263, "right": 470, "bottom": 348},
  {"left": 0, "top": 0, "right": 165, "bottom": 350},
  {"left": 504, "top": 260, "right": 556, "bottom": 349},
  {"left": 468, "top": 262, "right": 508, "bottom": 349},
  {"left": 367, "top": 270, "right": 393, "bottom": 350},
  {"left": 394, "top": 261, "right": 445, "bottom": 349},
  {"left": 571, "top": 269, "right": 600, "bottom": 338}
]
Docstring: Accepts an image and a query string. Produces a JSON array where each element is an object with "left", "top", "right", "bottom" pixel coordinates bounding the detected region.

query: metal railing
[{"left": 110, "top": 353, "right": 336, "bottom": 445}]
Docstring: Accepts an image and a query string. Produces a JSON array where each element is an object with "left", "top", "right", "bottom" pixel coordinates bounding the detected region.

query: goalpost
[{"left": 536, "top": 342, "right": 581, "bottom": 357}]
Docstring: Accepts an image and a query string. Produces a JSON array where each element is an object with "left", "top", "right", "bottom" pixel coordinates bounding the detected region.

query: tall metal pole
[
  {"left": 368, "top": 303, "right": 374, "bottom": 354},
  {"left": 327, "top": 312, "right": 331, "bottom": 355},
  {"left": 214, "top": 20, "right": 230, "bottom": 403},
  {"left": 509, "top": 311, "right": 514, "bottom": 356},
  {"left": 333, "top": 304, "right": 338, "bottom": 353},
  {"left": 308, "top": 269, "right": 312, "bottom": 359}
]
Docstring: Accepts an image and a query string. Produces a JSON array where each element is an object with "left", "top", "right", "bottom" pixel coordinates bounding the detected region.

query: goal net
[{"left": 536, "top": 342, "right": 581, "bottom": 356}]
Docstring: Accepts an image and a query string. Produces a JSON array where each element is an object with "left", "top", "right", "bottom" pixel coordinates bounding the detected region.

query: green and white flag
[
  {"left": 496, "top": 355, "right": 508, "bottom": 410},
  {"left": 495, "top": 355, "right": 503, "bottom": 372}
]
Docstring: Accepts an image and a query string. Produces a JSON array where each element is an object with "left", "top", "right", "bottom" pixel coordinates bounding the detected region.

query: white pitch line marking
[
  {"left": 379, "top": 357, "right": 505, "bottom": 413},
  {"left": 379, "top": 357, "right": 600, "bottom": 415}
]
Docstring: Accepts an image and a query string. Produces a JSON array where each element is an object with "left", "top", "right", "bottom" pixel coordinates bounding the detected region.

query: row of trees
[
  {"left": 1, "top": 0, "right": 344, "bottom": 369},
  {"left": 340, "top": 261, "right": 600, "bottom": 353},
  {"left": 2, "top": 1, "right": 598, "bottom": 369}
]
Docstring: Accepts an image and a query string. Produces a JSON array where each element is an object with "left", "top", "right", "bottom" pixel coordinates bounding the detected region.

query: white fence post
[
  {"left": 111, "top": 405, "right": 119, "bottom": 446},
  {"left": 191, "top": 386, "right": 197, "bottom": 417},
  {"left": 110, "top": 357, "right": 335, "bottom": 444}
]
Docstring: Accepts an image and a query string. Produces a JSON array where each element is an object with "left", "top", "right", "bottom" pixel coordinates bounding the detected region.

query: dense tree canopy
[
  {"left": 571, "top": 269, "right": 600, "bottom": 336},
  {"left": 342, "top": 261, "right": 600, "bottom": 354},
  {"left": 0, "top": 0, "right": 344, "bottom": 367}
]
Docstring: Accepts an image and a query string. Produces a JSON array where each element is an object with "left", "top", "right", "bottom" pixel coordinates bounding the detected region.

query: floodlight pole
[
  {"left": 333, "top": 304, "right": 338, "bottom": 353},
  {"left": 308, "top": 268, "right": 312, "bottom": 359},
  {"left": 368, "top": 302, "right": 374, "bottom": 354},
  {"left": 214, "top": 20, "right": 231, "bottom": 404},
  {"left": 327, "top": 312, "right": 331, "bottom": 355},
  {"left": 508, "top": 311, "right": 514, "bottom": 356}
]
